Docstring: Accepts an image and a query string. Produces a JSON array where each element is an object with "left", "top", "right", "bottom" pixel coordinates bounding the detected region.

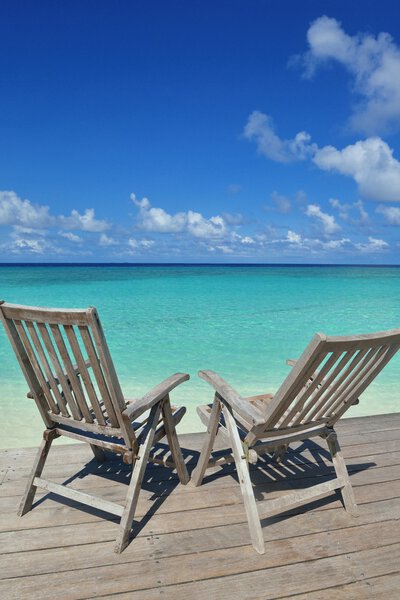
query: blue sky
[{"left": 1, "top": 0, "right": 400, "bottom": 263}]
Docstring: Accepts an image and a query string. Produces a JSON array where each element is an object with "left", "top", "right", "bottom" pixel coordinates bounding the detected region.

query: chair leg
[
  {"left": 18, "top": 429, "right": 56, "bottom": 516},
  {"left": 222, "top": 405, "right": 265, "bottom": 554},
  {"left": 191, "top": 395, "right": 222, "bottom": 487},
  {"left": 272, "top": 444, "right": 288, "bottom": 464},
  {"left": 162, "top": 396, "right": 190, "bottom": 484},
  {"left": 326, "top": 430, "right": 359, "bottom": 517},
  {"left": 90, "top": 444, "right": 107, "bottom": 462},
  {"left": 115, "top": 403, "right": 162, "bottom": 554}
]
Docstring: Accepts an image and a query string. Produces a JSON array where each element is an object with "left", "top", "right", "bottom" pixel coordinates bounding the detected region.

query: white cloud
[
  {"left": 240, "top": 236, "right": 255, "bottom": 244},
  {"left": 322, "top": 238, "right": 352, "bottom": 250},
  {"left": 128, "top": 238, "right": 155, "bottom": 250},
  {"left": 215, "top": 245, "right": 234, "bottom": 254},
  {"left": 8, "top": 237, "right": 48, "bottom": 254},
  {"left": 59, "top": 231, "right": 82, "bottom": 243},
  {"left": 376, "top": 205, "right": 400, "bottom": 225},
  {"left": 99, "top": 233, "right": 118, "bottom": 246},
  {"left": 282, "top": 230, "right": 384, "bottom": 254},
  {"left": 131, "top": 194, "right": 186, "bottom": 233},
  {"left": 356, "top": 237, "right": 389, "bottom": 252},
  {"left": 300, "top": 15, "right": 400, "bottom": 134},
  {"left": 221, "top": 212, "right": 244, "bottom": 225},
  {"left": 329, "top": 198, "right": 369, "bottom": 224},
  {"left": 287, "top": 230, "right": 302, "bottom": 244},
  {"left": 131, "top": 193, "right": 227, "bottom": 238},
  {"left": 305, "top": 204, "right": 341, "bottom": 235},
  {"left": 58, "top": 208, "right": 109, "bottom": 232},
  {"left": 243, "top": 111, "right": 316, "bottom": 163},
  {"left": 0, "top": 191, "right": 52, "bottom": 228},
  {"left": 314, "top": 137, "right": 400, "bottom": 202},
  {"left": 0, "top": 190, "right": 110, "bottom": 233},
  {"left": 187, "top": 212, "right": 226, "bottom": 238},
  {"left": 12, "top": 225, "right": 47, "bottom": 235},
  {"left": 243, "top": 112, "right": 400, "bottom": 202}
]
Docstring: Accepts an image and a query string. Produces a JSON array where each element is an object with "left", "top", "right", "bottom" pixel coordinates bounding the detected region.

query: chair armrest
[
  {"left": 123, "top": 372, "right": 190, "bottom": 421},
  {"left": 198, "top": 369, "right": 265, "bottom": 428}
]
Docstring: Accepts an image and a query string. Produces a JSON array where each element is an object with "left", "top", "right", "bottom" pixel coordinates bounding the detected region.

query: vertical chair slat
[
  {"left": 36, "top": 322, "right": 81, "bottom": 420},
  {"left": 1, "top": 317, "right": 53, "bottom": 427},
  {"left": 63, "top": 325, "right": 105, "bottom": 425},
  {"left": 281, "top": 351, "right": 341, "bottom": 427},
  {"left": 24, "top": 321, "right": 63, "bottom": 415},
  {"left": 297, "top": 350, "right": 357, "bottom": 424},
  {"left": 88, "top": 309, "right": 126, "bottom": 412},
  {"left": 37, "top": 323, "right": 81, "bottom": 421},
  {"left": 49, "top": 324, "right": 93, "bottom": 423},
  {"left": 307, "top": 348, "right": 370, "bottom": 422},
  {"left": 14, "top": 320, "right": 65, "bottom": 417},
  {"left": 329, "top": 344, "right": 399, "bottom": 420},
  {"left": 79, "top": 326, "right": 119, "bottom": 427},
  {"left": 316, "top": 346, "right": 382, "bottom": 421},
  {"left": 87, "top": 308, "right": 134, "bottom": 446},
  {"left": 264, "top": 334, "right": 325, "bottom": 429}
]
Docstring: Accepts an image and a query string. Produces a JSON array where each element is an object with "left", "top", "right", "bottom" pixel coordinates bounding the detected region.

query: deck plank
[{"left": 0, "top": 413, "right": 399, "bottom": 599}]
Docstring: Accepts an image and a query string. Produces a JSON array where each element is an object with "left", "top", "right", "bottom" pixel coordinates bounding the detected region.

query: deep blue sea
[{"left": 0, "top": 264, "right": 399, "bottom": 448}]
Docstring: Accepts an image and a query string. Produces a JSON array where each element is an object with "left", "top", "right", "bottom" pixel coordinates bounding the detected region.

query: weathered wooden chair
[
  {"left": 0, "top": 301, "right": 190, "bottom": 553},
  {"left": 192, "top": 329, "right": 400, "bottom": 553}
]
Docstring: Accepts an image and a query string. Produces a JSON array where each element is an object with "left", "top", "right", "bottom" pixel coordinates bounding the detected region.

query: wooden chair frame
[
  {"left": 0, "top": 301, "right": 190, "bottom": 553},
  {"left": 192, "top": 329, "right": 400, "bottom": 553}
]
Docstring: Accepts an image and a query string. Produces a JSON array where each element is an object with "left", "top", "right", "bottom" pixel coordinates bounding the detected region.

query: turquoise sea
[{"left": 0, "top": 264, "right": 399, "bottom": 449}]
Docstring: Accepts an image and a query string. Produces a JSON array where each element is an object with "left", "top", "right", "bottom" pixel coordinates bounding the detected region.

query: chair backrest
[
  {"left": 264, "top": 329, "right": 400, "bottom": 431},
  {"left": 0, "top": 301, "right": 133, "bottom": 445}
]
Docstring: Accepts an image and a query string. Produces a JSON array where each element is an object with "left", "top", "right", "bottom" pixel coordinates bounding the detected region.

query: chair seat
[{"left": 243, "top": 393, "right": 274, "bottom": 417}]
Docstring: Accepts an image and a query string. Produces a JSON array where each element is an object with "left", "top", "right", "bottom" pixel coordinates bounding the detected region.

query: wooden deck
[{"left": 1, "top": 412, "right": 400, "bottom": 599}]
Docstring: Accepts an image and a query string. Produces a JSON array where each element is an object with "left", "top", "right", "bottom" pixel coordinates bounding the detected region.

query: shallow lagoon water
[{"left": 0, "top": 264, "right": 399, "bottom": 448}]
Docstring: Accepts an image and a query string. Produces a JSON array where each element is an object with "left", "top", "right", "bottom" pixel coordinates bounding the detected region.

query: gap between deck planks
[{"left": 0, "top": 413, "right": 399, "bottom": 600}]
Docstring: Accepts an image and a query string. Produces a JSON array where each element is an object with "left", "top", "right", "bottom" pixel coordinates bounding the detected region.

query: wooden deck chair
[
  {"left": 192, "top": 329, "right": 400, "bottom": 554},
  {"left": 0, "top": 301, "right": 190, "bottom": 553}
]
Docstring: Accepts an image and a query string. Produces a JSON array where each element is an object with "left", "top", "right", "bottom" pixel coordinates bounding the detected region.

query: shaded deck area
[{"left": 1, "top": 412, "right": 400, "bottom": 599}]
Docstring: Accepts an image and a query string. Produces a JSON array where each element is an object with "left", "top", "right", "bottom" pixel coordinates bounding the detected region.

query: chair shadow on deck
[
  {"left": 31, "top": 442, "right": 199, "bottom": 540},
  {"left": 199, "top": 437, "right": 375, "bottom": 517}
]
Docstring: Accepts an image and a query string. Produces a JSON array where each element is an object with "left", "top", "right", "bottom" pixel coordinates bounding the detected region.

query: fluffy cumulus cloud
[
  {"left": 128, "top": 238, "right": 155, "bottom": 250},
  {"left": 0, "top": 190, "right": 110, "bottom": 231},
  {"left": 59, "top": 231, "right": 82, "bottom": 243},
  {"left": 58, "top": 208, "right": 109, "bottom": 232},
  {"left": 131, "top": 193, "right": 227, "bottom": 238},
  {"left": 287, "top": 230, "right": 302, "bottom": 244},
  {"left": 313, "top": 137, "right": 400, "bottom": 202},
  {"left": 244, "top": 112, "right": 400, "bottom": 202},
  {"left": 99, "top": 233, "right": 118, "bottom": 246},
  {"left": 356, "top": 237, "right": 389, "bottom": 252},
  {"left": 284, "top": 229, "right": 387, "bottom": 255},
  {"left": 243, "top": 111, "right": 316, "bottom": 163},
  {"left": 305, "top": 204, "right": 341, "bottom": 235},
  {"left": 8, "top": 237, "right": 48, "bottom": 254},
  {"left": 299, "top": 16, "right": 400, "bottom": 134},
  {"left": 0, "top": 190, "right": 52, "bottom": 228},
  {"left": 0, "top": 189, "right": 112, "bottom": 257},
  {"left": 376, "top": 205, "right": 400, "bottom": 225}
]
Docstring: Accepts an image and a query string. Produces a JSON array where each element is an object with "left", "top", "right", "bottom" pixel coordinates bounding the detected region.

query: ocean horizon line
[{"left": 0, "top": 262, "right": 400, "bottom": 268}]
